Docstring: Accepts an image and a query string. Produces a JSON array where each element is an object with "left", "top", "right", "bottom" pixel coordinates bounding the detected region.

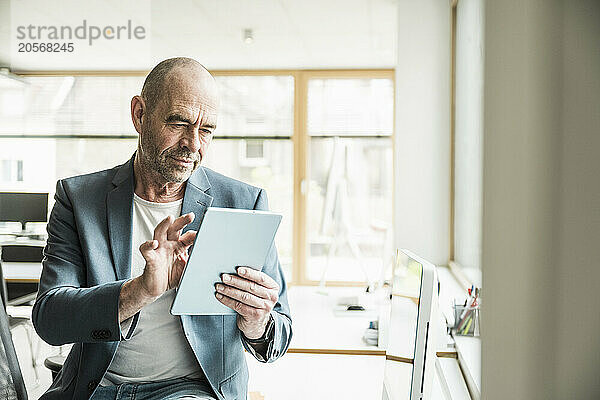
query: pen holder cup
[{"left": 453, "top": 304, "right": 480, "bottom": 337}]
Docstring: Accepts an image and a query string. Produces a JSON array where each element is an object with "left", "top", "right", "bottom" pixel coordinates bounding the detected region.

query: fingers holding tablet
[
  {"left": 236, "top": 267, "right": 279, "bottom": 290},
  {"left": 219, "top": 271, "right": 277, "bottom": 301},
  {"left": 214, "top": 284, "right": 267, "bottom": 309},
  {"left": 215, "top": 268, "right": 279, "bottom": 309},
  {"left": 215, "top": 267, "right": 279, "bottom": 338}
]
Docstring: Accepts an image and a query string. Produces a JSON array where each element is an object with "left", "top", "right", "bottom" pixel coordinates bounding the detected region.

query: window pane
[
  {"left": 0, "top": 75, "right": 295, "bottom": 138},
  {"left": 306, "top": 137, "right": 394, "bottom": 283},
  {"left": 214, "top": 76, "right": 294, "bottom": 137},
  {"left": 0, "top": 138, "right": 137, "bottom": 212},
  {"left": 54, "top": 138, "right": 138, "bottom": 178},
  {"left": 307, "top": 78, "right": 394, "bottom": 136},
  {"left": 0, "top": 160, "right": 23, "bottom": 183},
  {"left": 0, "top": 76, "right": 144, "bottom": 136},
  {"left": 203, "top": 139, "right": 294, "bottom": 281}
]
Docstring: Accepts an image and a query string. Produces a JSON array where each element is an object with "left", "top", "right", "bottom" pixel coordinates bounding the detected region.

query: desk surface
[
  {"left": 246, "top": 349, "right": 468, "bottom": 400},
  {"left": 287, "top": 286, "right": 455, "bottom": 356},
  {"left": 286, "top": 286, "right": 387, "bottom": 355},
  {"left": 2, "top": 262, "right": 42, "bottom": 282},
  {"left": 0, "top": 236, "right": 46, "bottom": 245},
  {"left": 284, "top": 267, "right": 476, "bottom": 400},
  {"left": 0, "top": 239, "right": 45, "bottom": 282}
]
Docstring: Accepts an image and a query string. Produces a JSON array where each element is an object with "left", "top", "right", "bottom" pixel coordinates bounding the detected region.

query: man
[{"left": 32, "top": 57, "right": 292, "bottom": 400}]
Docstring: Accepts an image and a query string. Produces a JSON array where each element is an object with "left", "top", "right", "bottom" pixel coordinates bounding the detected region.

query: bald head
[
  {"left": 141, "top": 57, "right": 216, "bottom": 114},
  {"left": 132, "top": 57, "right": 219, "bottom": 186}
]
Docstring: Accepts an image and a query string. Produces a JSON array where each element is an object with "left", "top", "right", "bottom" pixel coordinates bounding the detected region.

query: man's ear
[{"left": 131, "top": 95, "right": 146, "bottom": 134}]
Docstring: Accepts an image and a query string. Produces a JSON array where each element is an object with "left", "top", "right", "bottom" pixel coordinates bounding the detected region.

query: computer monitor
[
  {"left": 0, "top": 192, "right": 48, "bottom": 231},
  {"left": 383, "top": 249, "right": 440, "bottom": 400}
]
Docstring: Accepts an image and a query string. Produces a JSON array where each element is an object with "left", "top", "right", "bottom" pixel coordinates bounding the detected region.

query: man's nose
[{"left": 181, "top": 126, "right": 202, "bottom": 154}]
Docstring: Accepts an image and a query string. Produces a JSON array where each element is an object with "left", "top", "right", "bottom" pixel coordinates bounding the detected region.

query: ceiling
[{"left": 0, "top": 0, "right": 398, "bottom": 71}]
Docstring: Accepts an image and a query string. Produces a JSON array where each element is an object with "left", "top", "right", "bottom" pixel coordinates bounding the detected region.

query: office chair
[{"left": 0, "top": 296, "right": 28, "bottom": 400}]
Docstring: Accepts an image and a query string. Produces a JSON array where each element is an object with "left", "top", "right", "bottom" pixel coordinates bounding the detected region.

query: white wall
[
  {"left": 482, "top": 0, "right": 600, "bottom": 398},
  {"left": 394, "top": 0, "right": 450, "bottom": 265}
]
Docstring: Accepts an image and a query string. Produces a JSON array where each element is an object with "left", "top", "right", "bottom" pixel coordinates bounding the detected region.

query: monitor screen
[
  {"left": 383, "top": 250, "right": 438, "bottom": 400},
  {"left": 386, "top": 250, "right": 423, "bottom": 362},
  {"left": 0, "top": 192, "right": 48, "bottom": 226}
]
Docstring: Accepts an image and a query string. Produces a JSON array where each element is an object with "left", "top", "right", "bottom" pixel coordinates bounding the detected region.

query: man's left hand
[{"left": 215, "top": 267, "right": 279, "bottom": 339}]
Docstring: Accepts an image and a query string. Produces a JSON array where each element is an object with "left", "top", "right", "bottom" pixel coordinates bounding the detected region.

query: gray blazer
[{"left": 32, "top": 156, "right": 293, "bottom": 400}]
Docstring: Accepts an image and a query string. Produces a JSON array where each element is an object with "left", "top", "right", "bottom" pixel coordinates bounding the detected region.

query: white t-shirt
[{"left": 101, "top": 194, "right": 205, "bottom": 385}]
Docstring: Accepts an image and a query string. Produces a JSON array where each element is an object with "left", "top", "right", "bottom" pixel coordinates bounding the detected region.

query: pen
[
  {"left": 463, "top": 317, "right": 473, "bottom": 335},
  {"left": 459, "top": 288, "right": 475, "bottom": 320},
  {"left": 458, "top": 309, "right": 472, "bottom": 331}
]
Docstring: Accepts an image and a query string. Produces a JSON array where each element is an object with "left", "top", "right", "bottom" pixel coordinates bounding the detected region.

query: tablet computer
[{"left": 170, "top": 207, "right": 282, "bottom": 315}]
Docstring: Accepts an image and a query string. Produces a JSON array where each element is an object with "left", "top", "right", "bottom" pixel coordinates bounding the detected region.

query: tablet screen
[{"left": 171, "top": 207, "right": 281, "bottom": 315}]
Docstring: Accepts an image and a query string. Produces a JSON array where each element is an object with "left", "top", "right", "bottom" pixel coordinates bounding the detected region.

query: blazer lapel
[
  {"left": 181, "top": 166, "right": 213, "bottom": 233},
  {"left": 107, "top": 157, "right": 135, "bottom": 281}
]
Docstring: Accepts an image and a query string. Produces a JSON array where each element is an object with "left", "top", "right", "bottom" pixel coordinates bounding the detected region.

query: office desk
[
  {"left": 247, "top": 352, "right": 386, "bottom": 399},
  {"left": 287, "top": 286, "right": 456, "bottom": 357},
  {"left": 2, "top": 262, "right": 42, "bottom": 282},
  {"left": 278, "top": 285, "right": 470, "bottom": 400},
  {"left": 0, "top": 240, "right": 44, "bottom": 307},
  {"left": 286, "top": 286, "right": 387, "bottom": 355},
  {"left": 0, "top": 238, "right": 45, "bottom": 282},
  {"left": 248, "top": 353, "right": 467, "bottom": 400},
  {"left": 1, "top": 262, "right": 40, "bottom": 305},
  {"left": 0, "top": 236, "right": 46, "bottom": 245}
]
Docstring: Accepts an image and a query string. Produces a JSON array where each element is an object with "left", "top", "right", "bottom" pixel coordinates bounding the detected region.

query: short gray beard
[{"left": 139, "top": 124, "right": 200, "bottom": 184}]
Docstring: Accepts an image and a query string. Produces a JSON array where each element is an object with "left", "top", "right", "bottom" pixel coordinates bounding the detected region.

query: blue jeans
[{"left": 90, "top": 377, "right": 217, "bottom": 400}]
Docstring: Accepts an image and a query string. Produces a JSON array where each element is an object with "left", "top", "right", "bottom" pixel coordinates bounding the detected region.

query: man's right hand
[
  {"left": 119, "top": 212, "right": 197, "bottom": 323},
  {"left": 138, "top": 212, "right": 197, "bottom": 298}
]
